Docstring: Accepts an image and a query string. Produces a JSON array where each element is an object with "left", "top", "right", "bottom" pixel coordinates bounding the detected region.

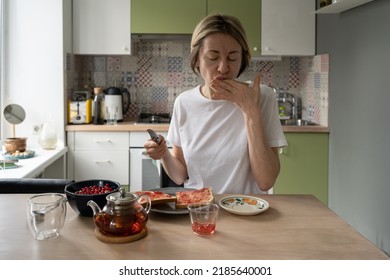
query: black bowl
[{"left": 64, "top": 179, "right": 120, "bottom": 217}]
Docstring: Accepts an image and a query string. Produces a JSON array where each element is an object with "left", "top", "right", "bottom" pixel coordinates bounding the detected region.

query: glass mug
[{"left": 26, "top": 193, "right": 67, "bottom": 240}]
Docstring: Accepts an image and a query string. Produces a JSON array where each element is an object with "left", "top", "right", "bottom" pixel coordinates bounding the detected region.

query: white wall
[
  {"left": 317, "top": 0, "right": 390, "bottom": 255},
  {"left": 2, "top": 0, "right": 70, "bottom": 146}
]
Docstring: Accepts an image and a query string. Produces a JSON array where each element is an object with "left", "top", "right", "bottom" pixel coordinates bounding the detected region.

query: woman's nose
[{"left": 217, "top": 59, "right": 229, "bottom": 73}]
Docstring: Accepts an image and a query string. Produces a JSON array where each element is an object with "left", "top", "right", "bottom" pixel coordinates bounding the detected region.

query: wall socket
[{"left": 32, "top": 124, "right": 42, "bottom": 135}]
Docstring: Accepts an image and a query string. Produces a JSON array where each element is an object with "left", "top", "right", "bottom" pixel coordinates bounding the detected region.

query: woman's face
[{"left": 197, "top": 33, "right": 242, "bottom": 90}]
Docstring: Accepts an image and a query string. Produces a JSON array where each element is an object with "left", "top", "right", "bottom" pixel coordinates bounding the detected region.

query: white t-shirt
[{"left": 167, "top": 84, "right": 287, "bottom": 194}]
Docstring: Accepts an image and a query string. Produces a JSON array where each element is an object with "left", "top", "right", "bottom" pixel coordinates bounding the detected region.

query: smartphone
[{"left": 147, "top": 129, "right": 161, "bottom": 144}]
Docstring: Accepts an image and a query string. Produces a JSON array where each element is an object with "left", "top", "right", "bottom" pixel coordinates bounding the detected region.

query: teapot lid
[{"left": 106, "top": 187, "right": 137, "bottom": 205}]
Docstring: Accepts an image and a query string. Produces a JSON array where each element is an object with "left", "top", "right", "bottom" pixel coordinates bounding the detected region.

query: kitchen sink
[{"left": 280, "top": 119, "right": 318, "bottom": 126}]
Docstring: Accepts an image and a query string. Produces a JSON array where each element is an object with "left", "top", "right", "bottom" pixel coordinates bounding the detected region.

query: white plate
[
  {"left": 218, "top": 195, "right": 269, "bottom": 216},
  {"left": 149, "top": 187, "right": 196, "bottom": 215}
]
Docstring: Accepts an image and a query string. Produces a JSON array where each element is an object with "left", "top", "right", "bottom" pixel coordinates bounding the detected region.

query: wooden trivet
[{"left": 94, "top": 227, "right": 147, "bottom": 243}]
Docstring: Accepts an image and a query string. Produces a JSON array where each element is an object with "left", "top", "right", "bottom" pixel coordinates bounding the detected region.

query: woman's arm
[
  {"left": 210, "top": 74, "right": 280, "bottom": 191},
  {"left": 161, "top": 145, "right": 188, "bottom": 185},
  {"left": 144, "top": 138, "right": 188, "bottom": 185}
]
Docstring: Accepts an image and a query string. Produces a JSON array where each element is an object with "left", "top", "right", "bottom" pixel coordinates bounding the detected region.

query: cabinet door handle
[
  {"left": 94, "top": 139, "right": 112, "bottom": 143},
  {"left": 94, "top": 160, "right": 112, "bottom": 164}
]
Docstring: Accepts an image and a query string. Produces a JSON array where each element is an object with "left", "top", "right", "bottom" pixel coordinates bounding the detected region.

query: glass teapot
[{"left": 87, "top": 188, "right": 151, "bottom": 236}]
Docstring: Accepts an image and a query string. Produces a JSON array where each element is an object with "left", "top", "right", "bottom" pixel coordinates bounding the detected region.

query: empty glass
[
  {"left": 26, "top": 193, "right": 67, "bottom": 240},
  {"left": 106, "top": 106, "right": 118, "bottom": 125}
]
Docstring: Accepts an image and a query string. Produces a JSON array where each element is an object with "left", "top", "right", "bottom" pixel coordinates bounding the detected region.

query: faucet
[{"left": 277, "top": 92, "right": 300, "bottom": 120}]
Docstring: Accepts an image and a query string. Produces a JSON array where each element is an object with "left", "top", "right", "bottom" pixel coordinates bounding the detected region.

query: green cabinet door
[
  {"left": 273, "top": 133, "right": 329, "bottom": 205},
  {"left": 207, "top": 0, "right": 261, "bottom": 57},
  {"left": 132, "top": 0, "right": 206, "bottom": 34}
]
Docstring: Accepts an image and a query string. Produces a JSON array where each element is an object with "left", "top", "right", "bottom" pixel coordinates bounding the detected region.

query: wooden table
[{"left": 0, "top": 194, "right": 388, "bottom": 260}]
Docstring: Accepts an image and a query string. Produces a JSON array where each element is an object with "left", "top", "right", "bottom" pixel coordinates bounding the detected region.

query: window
[{"left": 0, "top": 0, "right": 4, "bottom": 138}]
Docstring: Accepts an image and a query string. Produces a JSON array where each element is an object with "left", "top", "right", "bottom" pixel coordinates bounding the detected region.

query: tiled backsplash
[{"left": 69, "top": 41, "right": 328, "bottom": 126}]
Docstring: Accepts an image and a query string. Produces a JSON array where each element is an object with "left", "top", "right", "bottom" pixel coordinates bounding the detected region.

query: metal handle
[
  {"left": 94, "top": 139, "right": 112, "bottom": 143},
  {"left": 94, "top": 160, "right": 112, "bottom": 164}
]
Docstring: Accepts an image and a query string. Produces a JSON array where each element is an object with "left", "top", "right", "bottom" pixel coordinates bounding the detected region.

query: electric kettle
[{"left": 103, "top": 87, "right": 131, "bottom": 121}]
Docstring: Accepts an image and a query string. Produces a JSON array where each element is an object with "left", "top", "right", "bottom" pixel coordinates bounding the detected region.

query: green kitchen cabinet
[
  {"left": 131, "top": 0, "right": 314, "bottom": 56},
  {"left": 131, "top": 0, "right": 206, "bottom": 34},
  {"left": 273, "top": 133, "right": 329, "bottom": 205},
  {"left": 208, "top": 0, "right": 261, "bottom": 56}
]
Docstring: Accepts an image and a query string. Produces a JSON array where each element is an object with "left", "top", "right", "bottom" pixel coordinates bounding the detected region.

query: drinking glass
[
  {"left": 106, "top": 106, "right": 118, "bottom": 125},
  {"left": 26, "top": 193, "right": 67, "bottom": 240},
  {"left": 188, "top": 203, "right": 219, "bottom": 236}
]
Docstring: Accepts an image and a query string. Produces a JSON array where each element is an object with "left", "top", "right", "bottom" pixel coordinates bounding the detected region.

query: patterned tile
[
  {"left": 289, "top": 57, "right": 300, "bottom": 72},
  {"left": 289, "top": 71, "right": 300, "bottom": 89},
  {"left": 79, "top": 56, "right": 93, "bottom": 72},
  {"left": 321, "top": 54, "right": 329, "bottom": 72},
  {"left": 138, "top": 42, "right": 154, "bottom": 56},
  {"left": 151, "top": 57, "right": 168, "bottom": 72},
  {"left": 314, "top": 72, "right": 321, "bottom": 89},
  {"left": 106, "top": 72, "right": 123, "bottom": 87},
  {"left": 150, "top": 101, "right": 169, "bottom": 114},
  {"left": 123, "top": 71, "right": 136, "bottom": 87},
  {"left": 182, "top": 71, "right": 198, "bottom": 88},
  {"left": 136, "top": 71, "right": 153, "bottom": 87},
  {"left": 137, "top": 57, "right": 152, "bottom": 72},
  {"left": 107, "top": 56, "right": 122, "bottom": 71},
  {"left": 93, "top": 72, "right": 106, "bottom": 87},
  {"left": 167, "top": 41, "right": 186, "bottom": 56},
  {"left": 151, "top": 72, "right": 168, "bottom": 87},
  {"left": 151, "top": 87, "right": 168, "bottom": 102},
  {"left": 168, "top": 57, "right": 183, "bottom": 72},
  {"left": 121, "top": 55, "right": 138, "bottom": 72},
  {"left": 168, "top": 72, "right": 182, "bottom": 87},
  {"left": 93, "top": 56, "right": 106, "bottom": 72},
  {"left": 152, "top": 42, "right": 168, "bottom": 57},
  {"left": 71, "top": 43, "right": 329, "bottom": 123}
]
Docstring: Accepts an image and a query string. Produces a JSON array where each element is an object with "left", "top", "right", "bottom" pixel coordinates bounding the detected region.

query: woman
[{"left": 144, "top": 14, "right": 287, "bottom": 194}]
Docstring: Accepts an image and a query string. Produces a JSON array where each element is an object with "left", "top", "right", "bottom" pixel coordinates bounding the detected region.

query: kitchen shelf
[{"left": 315, "top": 0, "right": 373, "bottom": 14}]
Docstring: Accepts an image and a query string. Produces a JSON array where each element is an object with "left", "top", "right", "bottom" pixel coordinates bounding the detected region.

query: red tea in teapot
[
  {"left": 88, "top": 188, "right": 151, "bottom": 237},
  {"left": 94, "top": 209, "right": 148, "bottom": 236}
]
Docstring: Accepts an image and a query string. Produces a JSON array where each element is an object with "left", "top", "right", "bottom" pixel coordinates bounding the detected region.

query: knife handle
[{"left": 147, "top": 129, "right": 161, "bottom": 144}]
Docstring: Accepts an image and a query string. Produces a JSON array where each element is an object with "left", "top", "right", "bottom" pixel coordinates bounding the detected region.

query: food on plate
[
  {"left": 135, "top": 190, "right": 177, "bottom": 205},
  {"left": 242, "top": 198, "right": 258, "bottom": 205},
  {"left": 175, "top": 187, "right": 214, "bottom": 208}
]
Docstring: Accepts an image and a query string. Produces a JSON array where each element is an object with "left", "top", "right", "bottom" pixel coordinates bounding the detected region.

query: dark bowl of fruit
[{"left": 64, "top": 179, "right": 120, "bottom": 217}]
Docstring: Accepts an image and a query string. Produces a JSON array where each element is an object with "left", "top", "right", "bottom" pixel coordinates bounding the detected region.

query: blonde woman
[{"left": 144, "top": 14, "right": 287, "bottom": 194}]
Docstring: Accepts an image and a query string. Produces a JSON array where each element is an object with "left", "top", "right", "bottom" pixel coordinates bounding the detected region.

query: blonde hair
[{"left": 190, "top": 13, "right": 251, "bottom": 77}]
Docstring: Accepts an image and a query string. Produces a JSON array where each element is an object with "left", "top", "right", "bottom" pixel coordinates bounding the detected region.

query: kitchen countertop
[
  {"left": 0, "top": 146, "right": 68, "bottom": 178},
  {"left": 1, "top": 193, "right": 387, "bottom": 260},
  {"left": 66, "top": 122, "right": 329, "bottom": 133}
]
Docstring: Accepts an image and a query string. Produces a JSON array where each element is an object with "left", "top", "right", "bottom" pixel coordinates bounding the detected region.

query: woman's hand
[
  {"left": 143, "top": 135, "right": 168, "bottom": 160},
  {"left": 210, "top": 74, "right": 262, "bottom": 118}
]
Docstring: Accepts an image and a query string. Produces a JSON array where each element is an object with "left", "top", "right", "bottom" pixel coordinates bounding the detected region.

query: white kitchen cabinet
[
  {"left": 315, "top": 0, "right": 374, "bottom": 14},
  {"left": 73, "top": 0, "right": 131, "bottom": 55},
  {"left": 67, "top": 132, "right": 130, "bottom": 185},
  {"left": 261, "top": 0, "right": 315, "bottom": 56}
]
